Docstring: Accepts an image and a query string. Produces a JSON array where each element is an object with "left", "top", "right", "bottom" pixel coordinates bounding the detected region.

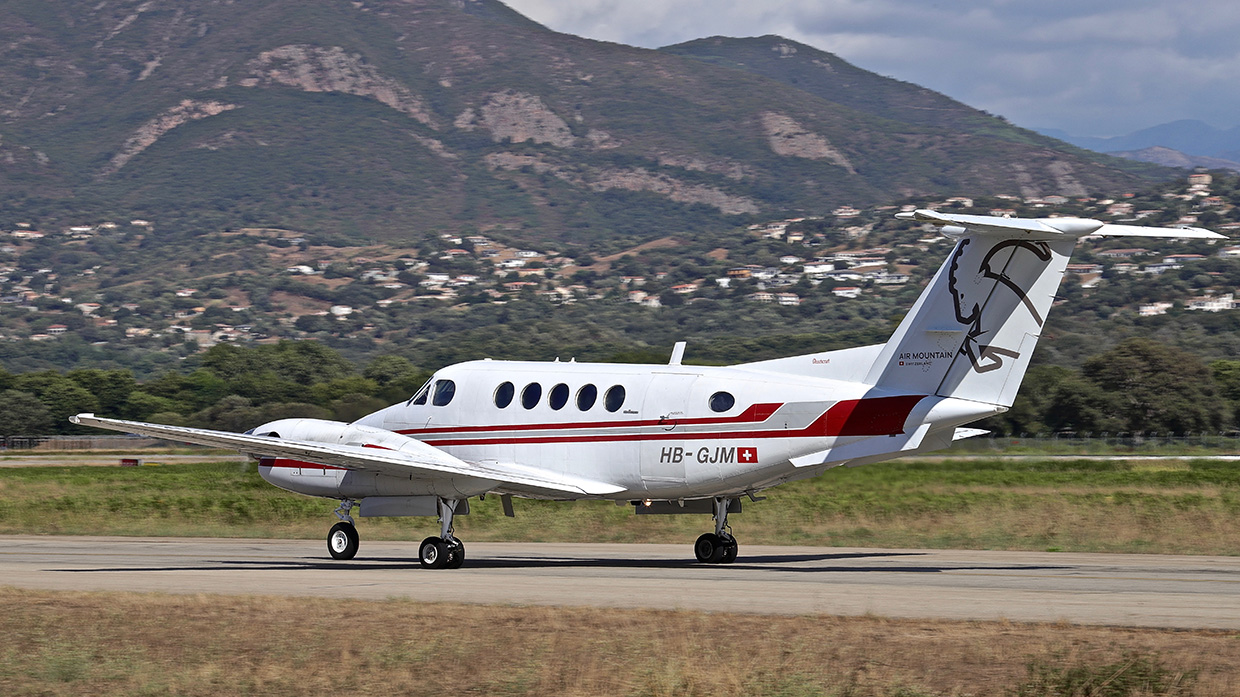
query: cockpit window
[
  {"left": 604, "top": 385, "right": 626, "bottom": 413},
  {"left": 408, "top": 379, "right": 432, "bottom": 406},
  {"left": 709, "top": 391, "right": 735, "bottom": 413},
  {"left": 549, "top": 383, "right": 569, "bottom": 410},
  {"left": 521, "top": 382, "right": 542, "bottom": 409},
  {"left": 494, "top": 381, "right": 515, "bottom": 408},
  {"left": 432, "top": 379, "right": 456, "bottom": 407},
  {"left": 576, "top": 384, "right": 597, "bottom": 411}
]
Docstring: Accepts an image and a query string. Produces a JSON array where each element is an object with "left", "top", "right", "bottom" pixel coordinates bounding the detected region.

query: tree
[
  {"left": 1081, "top": 338, "right": 1228, "bottom": 434},
  {"left": 66, "top": 369, "right": 136, "bottom": 416},
  {"left": 11, "top": 372, "right": 100, "bottom": 433},
  {"left": 0, "top": 390, "right": 52, "bottom": 440},
  {"left": 363, "top": 355, "right": 416, "bottom": 384}
]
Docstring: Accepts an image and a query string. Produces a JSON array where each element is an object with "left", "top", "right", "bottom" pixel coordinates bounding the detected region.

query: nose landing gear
[{"left": 327, "top": 499, "right": 359, "bottom": 560}]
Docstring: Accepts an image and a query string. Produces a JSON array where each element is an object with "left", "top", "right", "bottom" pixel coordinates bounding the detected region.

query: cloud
[{"left": 501, "top": 0, "right": 1240, "bottom": 136}]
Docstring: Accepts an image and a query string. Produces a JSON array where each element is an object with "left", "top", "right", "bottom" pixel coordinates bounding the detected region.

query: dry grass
[{"left": 0, "top": 588, "right": 1233, "bottom": 696}]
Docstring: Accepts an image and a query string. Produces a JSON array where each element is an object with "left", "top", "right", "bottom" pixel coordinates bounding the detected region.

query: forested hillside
[{"left": 1, "top": 0, "right": 1158, "bottom": 245}]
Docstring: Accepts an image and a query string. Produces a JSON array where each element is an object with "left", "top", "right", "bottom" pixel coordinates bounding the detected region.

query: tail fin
[{"left": 864, "top": 211, "right": 1224, "bottom": 407}]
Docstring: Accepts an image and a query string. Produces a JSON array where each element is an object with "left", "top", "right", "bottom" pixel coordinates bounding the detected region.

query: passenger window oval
[
  {"left": 549, "top": 383, "right": 569, "bottom": 410},
  {"left": 521, "top": 382, "right": 542, "bottom": 409},
  {"left": 604, "top": 385, "right": 626, "bottom": 413},
  {"left": 709, "top": 391, "right": 735, "bottom": 413},
  {"left": 576, "top": 384, "right": 598, "bottom": 411},
  {"left": 494, "top": 381, "right": 515, "bottom": 409},
  {"left": 432, "top": 379, "right": 456, "bottom": 407}
]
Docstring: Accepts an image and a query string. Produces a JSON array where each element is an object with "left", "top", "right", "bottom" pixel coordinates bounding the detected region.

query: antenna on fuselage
[{"left": 669, "top": 341, "right": 686, "bottom": 366}]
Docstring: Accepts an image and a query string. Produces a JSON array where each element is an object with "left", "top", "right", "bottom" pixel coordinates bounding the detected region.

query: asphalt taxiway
[{"left": 3, "top": 536, "right": 1238, "bottom": 629}]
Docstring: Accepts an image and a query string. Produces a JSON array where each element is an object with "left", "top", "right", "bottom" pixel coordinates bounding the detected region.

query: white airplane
[{"left": 73, "top": 211, "right": 1223, "bottom": 568}]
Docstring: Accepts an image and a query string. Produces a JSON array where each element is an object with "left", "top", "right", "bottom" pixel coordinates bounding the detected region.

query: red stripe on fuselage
[
  {"left": 420, "top": 396, "right": 926, "bottom": 447},
  {"left": 395, "top": 402, "right": 782, "bottom": 437},
  {"left": 259, "top": 457, "right": 347, "bottom": 471}
]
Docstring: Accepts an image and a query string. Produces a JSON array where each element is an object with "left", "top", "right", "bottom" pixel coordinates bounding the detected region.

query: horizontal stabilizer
[
  {"left": 898, "top": 209, "right": 1226, "bottom": 240},
  {"left": 70, "top": 413, "right": 625, "bottom": 496},
  {"left": 952, "top": 427, "right": 988, "bottom": 441},
  {"left": 1089, "top": 223, "right": 1225, "bottom": 239}
]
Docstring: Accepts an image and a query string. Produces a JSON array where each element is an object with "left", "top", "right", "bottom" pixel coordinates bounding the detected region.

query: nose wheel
[
  {"left": 694, "top": 497, "right": 739, "bottom": 564},
  {"left": 328, "top": 521, "right": 360, "bottom": 560},
  {"left": 327, "top": 499, "right": 359, "bottom": 560}
]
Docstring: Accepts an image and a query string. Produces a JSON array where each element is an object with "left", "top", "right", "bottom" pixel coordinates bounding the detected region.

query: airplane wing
[
  {"left": 899, "top": 209, "right": 1226, "bottom": 240},
  {"left": 70, "top": 413, "right": 625, "bottom": 496}
]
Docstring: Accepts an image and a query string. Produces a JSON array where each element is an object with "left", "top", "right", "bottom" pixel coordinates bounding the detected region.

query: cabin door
[{"left": 639, "top": 373, "right": 698, "bottom": 487}]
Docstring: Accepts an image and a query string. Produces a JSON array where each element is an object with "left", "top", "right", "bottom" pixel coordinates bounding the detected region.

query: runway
[{"left": 3, "top": 536, "right": 1238, "bottom": 629}]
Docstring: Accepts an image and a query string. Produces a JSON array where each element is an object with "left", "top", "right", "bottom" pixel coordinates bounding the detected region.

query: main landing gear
[
  {"left": 418, "top": 498, "right": 465, "bottom": 570},
  {"left": 694, "top": 497, "right": 738, "bottom": 564},
  {"left": 328, "top": 499, "right": 359, "bottom": 560}
]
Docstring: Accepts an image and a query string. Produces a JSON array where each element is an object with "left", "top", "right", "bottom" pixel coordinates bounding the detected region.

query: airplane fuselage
[{"left": 257, "top": 358, "right": 996, "bottom": 502}]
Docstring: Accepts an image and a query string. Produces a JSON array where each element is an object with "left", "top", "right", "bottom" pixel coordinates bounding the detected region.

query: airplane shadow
[{"left": 54, "top": 550, "right": 1070, "bottom": 575}]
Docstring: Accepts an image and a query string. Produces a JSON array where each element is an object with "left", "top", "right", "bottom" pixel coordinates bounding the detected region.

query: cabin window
[
  {"left": 604, "top": 385, "right": 626, "bottom": 413},
  {"left": 408, "top": 379, "right": 431, "bottom": 406},
  {"left": 432, "top": 380, "right": 456, "bottom": 407},
  {"left": 549, "top": 383, "right": 569, "bottom": 410},
  {"left": 494, "top": 381, "right": 515, "bottom": 408},
  {"left": 576, "top": 384, "right": 598, "bottom": 411},
  {"left": 709, "top": 391, "right": 735, "bottom": 413},
  {"left": 521, "top": 382, "right": 542, "bottom": 409}
]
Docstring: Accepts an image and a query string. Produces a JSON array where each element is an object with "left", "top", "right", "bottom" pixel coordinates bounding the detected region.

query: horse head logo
[{"left": 948, "top": 239, "right": 1052, "bottom": 373}]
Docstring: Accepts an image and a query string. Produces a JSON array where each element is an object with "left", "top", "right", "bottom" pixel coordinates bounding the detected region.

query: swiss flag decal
[{"left": 738, "top": 447, "right": 758, "bottom": 463}]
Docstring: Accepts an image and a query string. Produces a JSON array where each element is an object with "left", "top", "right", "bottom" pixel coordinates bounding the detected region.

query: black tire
[
  {"left": 694, "top": 533, "right": 725, "bottom": 563},
  {"left": 445, "top": 541, "right": 466, "bottom": 569},
  {"left": 721, "top": 539, "right": 738, "bottom": 564},
  {"left": 419, "top": 536, "right": 447, "bottom": 569},
  {"left": 327, "top": 522, "right": 359, "bottom": 560}
]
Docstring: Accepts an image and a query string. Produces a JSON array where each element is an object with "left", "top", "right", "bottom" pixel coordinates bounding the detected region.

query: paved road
[{"left": 3, "top": 536, "right": 1238, "bottom": 628}]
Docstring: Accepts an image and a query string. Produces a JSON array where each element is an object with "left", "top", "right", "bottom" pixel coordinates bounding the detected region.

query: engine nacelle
[{"left": 249, "top": 418, "right": 492, "bottom": 500}]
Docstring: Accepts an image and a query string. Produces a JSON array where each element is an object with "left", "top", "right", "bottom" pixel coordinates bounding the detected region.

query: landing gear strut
[
  {"left": 694, "top": 496, "right": 738, "bottom": 564},
  {"left": 419, "top": 498, "right": 465, "bottom": 569},
  {"left": 327, "top": 499, "right": 359, "bottom": 560}
]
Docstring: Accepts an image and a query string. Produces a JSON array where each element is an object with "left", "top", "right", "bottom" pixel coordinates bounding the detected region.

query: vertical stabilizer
[
  {"left": 864, "top": 233, "right": 1073, "bottom": 406},
  {"left": 864, "top": 210, "right": 1223, "bottom": 408}
]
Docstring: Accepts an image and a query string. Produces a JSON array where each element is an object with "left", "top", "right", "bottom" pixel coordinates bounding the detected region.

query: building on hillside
[
  {"left": 1095, "top": 248, "right": 1149, "bottom": 259},
  {"left": 1187, "top": 293, "right": 1235, "bottom": 312},
  {"left": 1138, "top": 302, "right": 1173, "bottom": 317}
]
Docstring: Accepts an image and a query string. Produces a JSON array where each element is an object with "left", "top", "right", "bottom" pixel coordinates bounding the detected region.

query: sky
[{"left": 501, "top": 0, "right": 1240, "bottom": 138}]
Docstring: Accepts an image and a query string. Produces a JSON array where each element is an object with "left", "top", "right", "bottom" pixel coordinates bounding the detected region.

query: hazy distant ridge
[{"left": 1040, "top": 120, "right": 1240, "bottom": 163}]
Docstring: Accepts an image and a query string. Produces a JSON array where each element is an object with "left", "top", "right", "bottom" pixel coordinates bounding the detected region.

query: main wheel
[
  {"left": 327, "top": 522, "right": 359, "bottom": 560},
  {"left": 445, "top": 541, "right": 466, "bottom": 569},
  {"left": 694, "top": 533, "right": 726, "bottom": 564},
  {"left": 419, "top": 536, "right": 448, "bottom": 569},
  {"left": 721, "top": 538, "right": 738, "bottom": 564}
]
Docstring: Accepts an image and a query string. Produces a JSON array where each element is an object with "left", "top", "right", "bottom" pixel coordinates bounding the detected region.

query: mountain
[
  {"left": 1039, "top": 120, "right": 1240, "bottom": 162},
  {"left": 1105, "top": 146, "right": 1240, "bottom": 172},
  {"left": 0, "top": 0, "right": 1163, "bottom": 246}
]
